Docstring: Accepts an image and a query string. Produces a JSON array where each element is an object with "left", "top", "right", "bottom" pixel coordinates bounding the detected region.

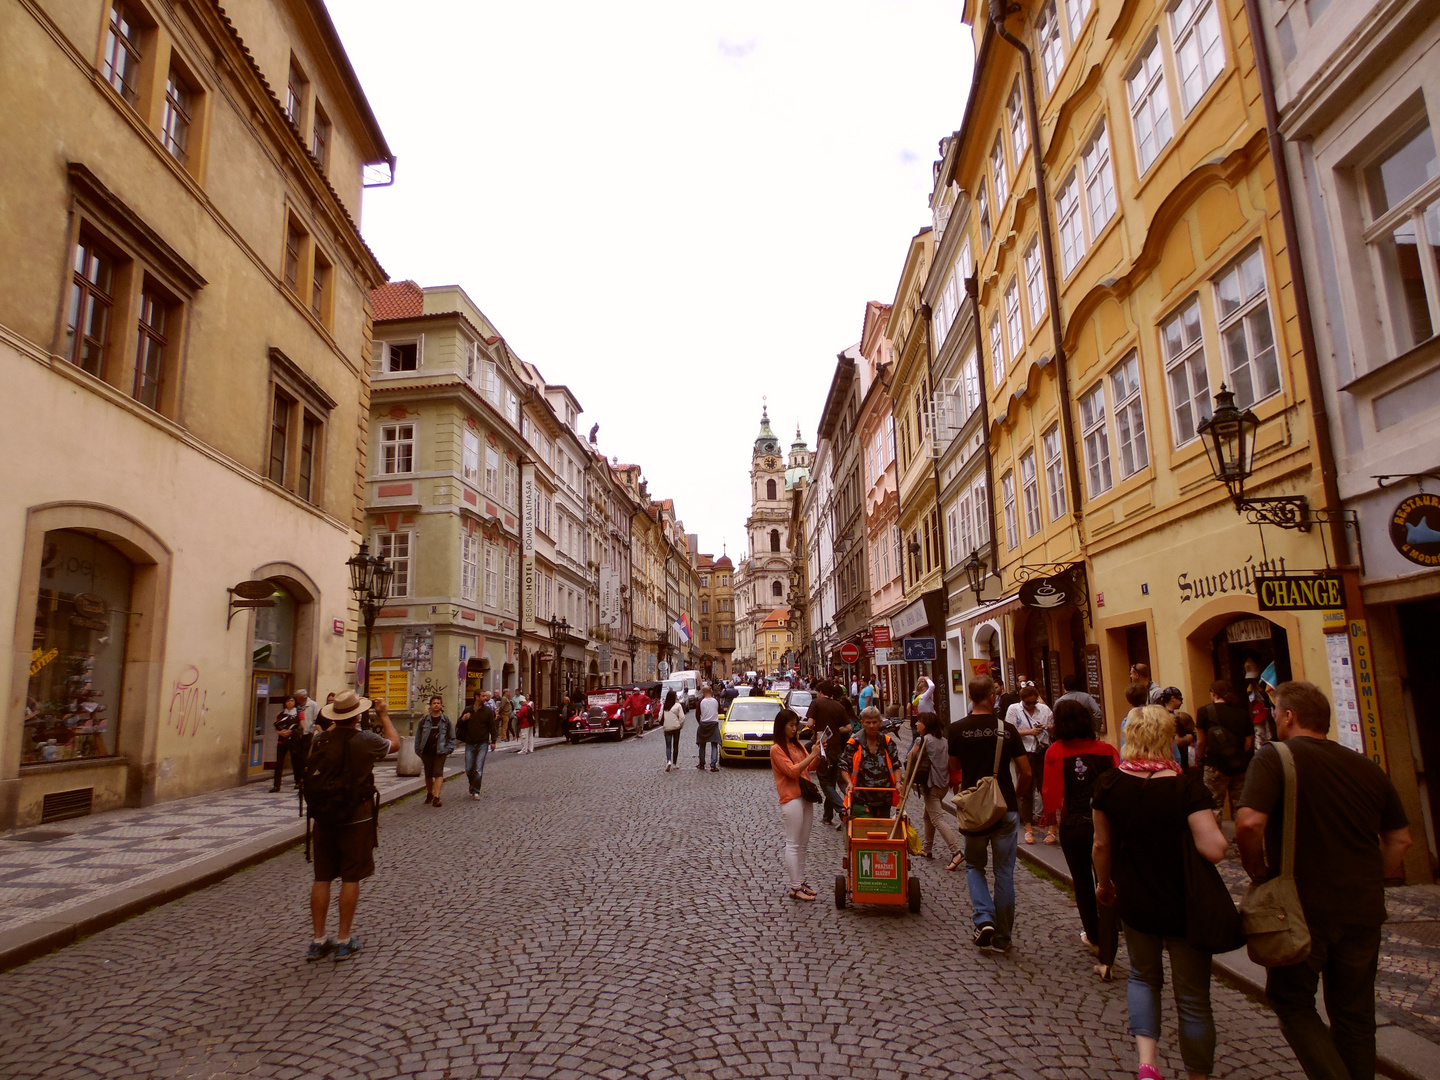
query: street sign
[
  {"left": 874, "top": 647, "right": 904, "bottom": 666},
  {"left": 1255, "top": 572, "right": 1346, "bottom": 612},
  {"left": 838, "top": 642, "right": 861, "bottom": 664},
  {"left": 902, "top": 637, "right": 937, "bottom": 662},
  {"left": 459, "top": 644, "right": 467, "bottom": 662},
  {"left": 872, "top": 626, "right": 892, "bottom": 647}
]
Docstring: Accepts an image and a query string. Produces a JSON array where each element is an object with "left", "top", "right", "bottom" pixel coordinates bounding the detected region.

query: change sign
[{"left": 1256, "top": 573, "right": 1346, "bottom": 612}]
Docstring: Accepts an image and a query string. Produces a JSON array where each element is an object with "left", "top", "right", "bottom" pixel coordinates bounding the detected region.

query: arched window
[
  {"left": 769, "top": 529, "right": 780, "bottom": 552},
  {"left": 766, "top": 479, "right": 777, "bottom": 500},
  {"left": 772, "top": 580, "right": 784, "bottom": 597}
]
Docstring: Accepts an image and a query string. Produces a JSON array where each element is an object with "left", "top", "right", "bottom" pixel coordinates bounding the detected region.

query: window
[
  {"left": 269, "top": 390, "right": 290, "bottom": 485},
  {"left": 1363, "top": 121, "right": 1440, "bottom": 350},
  {"left": 977, "top": 181, "right": 992, "bottom": 249},
  {"left": 1082, "top": 122, "right": 1118, "bottom": 235},
  {"left": 103, "top": 2, "right": 144, "bottom": 105},
  {"left": 1002, "top": 471, "right": 1019, "bottom": 549},
  {"left": 504, "top": 458, "right": 518, "bottom": 508},
  {"left": 286, "top": 59, "right": 308, "bottom": 127},
  {"left": 1043, "top": 425, "right": 1067, "bottom": 521},
  {"left": 310, "top": 249, "right": 331, "bottom": 322},
  {"left": 1079, "top": 381, "right": 1112, "bottom": 496},
  {"left": 1037, "top": 1, "right": 1064, "bottom": 94},
  {"left": 311, "top": 104, "right": 331, "bottom": 171},
  {"left": 766, "top": 478, "right": 777, "bottom": 500},
  {"left": 769, "top": 529, "right": 781, "bottom": 552},
  {"left": 298, "top": 415, "right": 320, "bottom": 502},
  {"left": 461, "top": 533, "right": 479, "bottom": 602},
  {"left": 131, "top": 286, "right": 169, "bottom": 411},
  {"left": 503, "top": 550, "right": 517, "bottom": 612},
  {"left": 1128, "top": 36, "right": 1173, "bottom": 173},
  {"left": 1008, "top": 79, "right": 1028, "bottom": 161},
  {"left": 1111, "top": 351, "right": 1149, "bottom": 478},
  {"left": 283, "top": 218, "right": 304, "bottom": 293},
  {"left": 1170, "top": 0, "right": 1224, "bottom": 113},
  {"left": 990, "top": 314, "right": 1005, "bottom": 387},
  {"left": 1024, "top": 237, "right": 1046, "bottom": 324},
  {"left": 701, "top": 599, "right": 709, "bottom": 614},
  {"left": 1214, "top": 245, "right": 1281, "bottom": 407},
  {"left": 160, "top": 66, "right": 194, "bottom": 164},
  {"left": 1058, "top": 171, "right": 1085, "bottom": 274},
  {"left": 506, "top": 391, "right": 520, "bottom": 425},
  {"left": 483, "top": 541, "right": 498, "bottom": 608},
  {"left": 946, "top": 507, "right": 960, "bottom": 566},
  {"left": 1021, "top": 451, "right": 1042, "bottom": 536},
  {"left": 1067, "top": 0, "right": 1093, "bottom": 40},
  {"left": 772, "top": 580, "right": 783, "bottom": 597},
  {"left": 1004, "top": 277, "right": 1023, "bottom": 356},
  {"left": 383, "top": 341, "right": 419, "bottom": 372},
  {"left": 991, "top": 134, "right": 1009, "bottom": 206},
  {"left": 1162, "top": 297, "right": 1210, "bottom": 445},
  {"left": 484, "top": 445, "right": 500, "bottom": 496},
  {"left": 380, "top": 423, "right": 415, "bottom": 474},
  {"left": 972, "top": 474, "right": 990, "bottom": 545},
  {"left": 462, "top": 430, "right": 480, "bottom": 484},
  {"left": 962, "top": 351, "right": 981, "bottom": 417},
  {"left": 481, "top": 359, "right": 499, "bottom": 402},
  {"left": 66, "top": 233, "right": 116, "bottom": 378},
  {"left": 376, "top": 532, "right": 410, "bottom": 597}
]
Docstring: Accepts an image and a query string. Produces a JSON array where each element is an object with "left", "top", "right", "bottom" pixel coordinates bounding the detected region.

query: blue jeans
[
  {"left": 1266, "top": 921, "right": 1382, "bottom": 1080},
  {"left": 1124, "top": 926, "right": 1215, "bottom": 1076},
  {"left": 699, "top": 740, "right": 718, "bottom": 767},
  {"left": 463, "top": 741, "right": 489, "bottom": 795},
  {"left": 816, "top": 763, "right": 844, "bottom": 823},
  {"left": 663, "top": 730, "right": 681, "bottom": 764},
  {"left": 963, "top": 811, "right": 1019, "bottom": 947}
]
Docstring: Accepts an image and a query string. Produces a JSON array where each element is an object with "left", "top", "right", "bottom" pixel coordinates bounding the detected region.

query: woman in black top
[{"left": 1092, "top": 705, "right": 1229, "bottom": 1080}]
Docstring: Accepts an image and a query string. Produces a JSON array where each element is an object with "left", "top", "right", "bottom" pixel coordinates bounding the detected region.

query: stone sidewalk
[
  {"left": 1012, "top": 824, "right": 1440, "bottom": 1080},
  {"left": 0, "top": 735, "right": 565, "bottom": 971}
]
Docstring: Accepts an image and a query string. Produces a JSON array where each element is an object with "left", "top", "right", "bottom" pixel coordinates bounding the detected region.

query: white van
[{"left": 666, "top": 670, "right": 700, "bottom": 711}]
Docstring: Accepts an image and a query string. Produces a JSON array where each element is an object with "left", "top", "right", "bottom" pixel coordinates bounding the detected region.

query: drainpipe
[
  {"left": 967, "top": 272, "right": 1001, "bottom": 583},
  {"left": 989, "top": 0, "right": 1084, "bottom": 538},
  {"left": 921, "top": 304, "right": 952, "bottom": 722},
  {"left": 1240, "top": 0, "right": 1347, "bottom": 564}
]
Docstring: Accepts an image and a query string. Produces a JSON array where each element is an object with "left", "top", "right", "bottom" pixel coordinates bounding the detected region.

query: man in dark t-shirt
[
  {"left": 1236, "top": 681, "right": 1411, "bottom": 1080},
  {"left": 808, "top": 682, "right": 852, "bottom": 827},
  {"left": 947, "top": 675, "right": 1030, "bottom": 954}
]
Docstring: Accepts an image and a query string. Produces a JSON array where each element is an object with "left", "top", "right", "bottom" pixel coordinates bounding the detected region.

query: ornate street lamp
[
  {"left": 548, "top": 614, "right": 569, "bottom": 703},
  {"left": 1197, "top": 385, "right": 1311, "bottom": 530},
  {"left": 962, "top": 548, "right": 988, "bottom": 603},
  {"left": 346, "top": 541, "right": 394, "bottom": 695}
]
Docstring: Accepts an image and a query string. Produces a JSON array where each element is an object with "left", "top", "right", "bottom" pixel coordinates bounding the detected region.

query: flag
[{"left": 673, "top": 614, "right": 693, "bottom": 644}]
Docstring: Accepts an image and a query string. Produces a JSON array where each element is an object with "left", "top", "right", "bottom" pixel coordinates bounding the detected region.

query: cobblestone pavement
[{"left": 0, "top": 724, "right": 1314, "bottom": 1080}]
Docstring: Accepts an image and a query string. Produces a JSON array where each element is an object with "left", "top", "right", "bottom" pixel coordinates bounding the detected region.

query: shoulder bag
[
  {"left": 956, "top": 724, "right": 1008, "bottom": 834},
  {"left": 1239, "top": 742, "right": 1311, "bottom": 966}
]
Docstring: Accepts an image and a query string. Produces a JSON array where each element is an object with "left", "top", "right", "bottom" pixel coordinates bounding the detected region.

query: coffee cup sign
[{"left": 1020, "top": 570, "right": 1072, "bottom": 610}]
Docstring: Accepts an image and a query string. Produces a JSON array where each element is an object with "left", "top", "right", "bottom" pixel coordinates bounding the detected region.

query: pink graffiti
[{"left": 168, "top": 665, "right": 208, "bottom": 737}]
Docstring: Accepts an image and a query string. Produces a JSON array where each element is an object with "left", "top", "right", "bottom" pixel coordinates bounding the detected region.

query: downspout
[
  {"left": 989, "top": 0, "right": 1085, "bottom": 538},
  {"left": 921, "top": 303, "right": 951, "bottom": 722},
  {"left": 967, "top": 272, "right": 1001, "bottom": 582},
  {"left": 1240, "top": 0, "right": 1347, "bottom": 564}
]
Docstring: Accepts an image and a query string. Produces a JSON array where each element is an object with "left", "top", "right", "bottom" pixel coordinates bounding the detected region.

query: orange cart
[{"left": 833, "top": 786, "right": 921, "bottom": 913}]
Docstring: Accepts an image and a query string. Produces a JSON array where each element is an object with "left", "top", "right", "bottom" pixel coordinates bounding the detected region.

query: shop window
[
  {"left": 24, "top": 530, "right": 134, "bottom": 764},
  {"left": 1213, "top": 245, "right": 1281, "bottom": 408}
]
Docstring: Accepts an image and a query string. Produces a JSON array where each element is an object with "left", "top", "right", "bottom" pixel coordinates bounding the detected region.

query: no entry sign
[{"left": 839, "top": 642, "right": 861, "bottom": 664}]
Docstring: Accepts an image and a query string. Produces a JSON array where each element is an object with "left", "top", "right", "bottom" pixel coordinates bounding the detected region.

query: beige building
[
  {"left": 695, "top": 553, "right": 736, "bottom": 679},
  {"left": 1, "top": 0, "right": 391, "bottom": 826}
]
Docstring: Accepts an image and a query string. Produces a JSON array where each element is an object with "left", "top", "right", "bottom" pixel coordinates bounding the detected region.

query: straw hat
[{"left": 321, "top": 689, "right": 371, "bottom": 721}]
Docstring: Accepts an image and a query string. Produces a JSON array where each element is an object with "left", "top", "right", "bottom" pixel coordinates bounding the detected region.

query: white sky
[{"left": 330, "top": 0, "right": 975, "bottom": 559}]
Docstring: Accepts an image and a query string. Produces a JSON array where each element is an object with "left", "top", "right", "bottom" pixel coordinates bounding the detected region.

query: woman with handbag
[
  {"left": 770, "top": 707, "right": 823, "bottom": 901},
  {"left": 1091, "top": 705, "right": 1231, "bottom": 1080},
  {"left": 908, "top": 712, "right": 964, "bottom": 869},
  {"left": 660, "top": 690, "right": 685, "bottom": 772}
]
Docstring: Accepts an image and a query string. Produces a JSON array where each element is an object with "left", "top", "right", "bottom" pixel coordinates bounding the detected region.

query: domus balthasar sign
[{"left": 1255, "top": 572, "right": 1346, "bottom": 612}]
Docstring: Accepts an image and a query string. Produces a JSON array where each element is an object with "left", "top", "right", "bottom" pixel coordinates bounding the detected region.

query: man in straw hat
[{"left": 305, "top": 690, "right": 399, "bottom": 962}]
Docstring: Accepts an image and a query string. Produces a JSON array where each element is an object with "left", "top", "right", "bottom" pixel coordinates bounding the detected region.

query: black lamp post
[
  {"left": 1197, "top": 385, "right": 1311, "bottom": 530},
  {"left": 962, "top": 548, "right": 988, "bottom": 603},
  {"left": 548, "top": 614, "right": 569, "bottom": 703},
  {"left": 346, "top": 541, "right": 394, "bottom": 695}
]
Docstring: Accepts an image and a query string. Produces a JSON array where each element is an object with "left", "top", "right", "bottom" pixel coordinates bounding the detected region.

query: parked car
[
  {"left": 782, "top": 689, "right": 814, "bottom": 719},
  {"left": 569, "top": 687, "right": 644, "bottom": 742},
  {"left": 719, "top": 696, "right": 784, "bottom": 764}
]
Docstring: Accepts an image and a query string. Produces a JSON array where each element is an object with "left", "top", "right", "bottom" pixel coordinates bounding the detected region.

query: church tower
[{"left": 737, "top": 403, "right": 800, "bottom": 675}]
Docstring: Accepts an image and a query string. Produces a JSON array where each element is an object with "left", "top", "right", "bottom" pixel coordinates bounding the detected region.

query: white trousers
[
  {"left": 519, "top": 727, "right": 533, "bottom": 753},
  {"left": 778, "top": 798, "right": 814, "bottom": 889}
]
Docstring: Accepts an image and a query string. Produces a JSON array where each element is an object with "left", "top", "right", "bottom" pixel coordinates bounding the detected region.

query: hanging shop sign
[
  {"left": 1083, "top": 644, "right": 1104, "bottom": 719},
  {"left": 1225, "top": 618, "right": 1273, "bottom": 643},
  {"left": 890, "top": 598, "right": 929, "bottom": 638},
  {"left": 872, "top": 625, "right": 892, "bottom": 647},
  {"left": 1390, "top": 493, "right": 1440, "bottom": 567},
  {"left": 1018, "top": 570, "right": 1074, "bottom": 610},
  {"left": 1255, "top": 572, "right": 1346, "bottom": 612}
]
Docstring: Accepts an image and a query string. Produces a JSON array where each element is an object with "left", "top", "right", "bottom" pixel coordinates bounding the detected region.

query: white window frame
[
  {"left": 483, "top": 444, "right": 499, "bottom": 497},
  {"left": 971, "top": 474, "right": 990, "bottom": 545},
  {"left": 977, "top": 182, "right": 992, "bottom": 249},
  {"left": 506, "top": 390, "right": 520, "bottom": 426},
  {"left": 461, "top": 532, "right": 479, "bottom": 602},
  {"left": 1079, "top": 381, "right": 1113, "bottom": 497},
  {"left": 1161, "top": 295, "right": 1211, "bottom": 446},
  {"left": 1037, "top": 1, "right": 1064, "bottom": 95},
  {"left": 462, "top": 429, "right": 480, "bottom": 485},
  {"left": 1042, "top": 424, "right": 1067, "bottom": 522},
  {"left": 991, "top": 134, "right": 1009, "bottom": 206},
  {"left": 1111, "top": 351, "right": 1150, "bottom": 479},
  {"left": 1021, "top": 450, "right": 1042, "bottom": 536},
  {"left": 1024, "top": 237, "right": 1047, "bottom": 324},
  {"left": 1360, "top": 121, "right": 1440, "bottom": 354},
  {"left": 962, "top": 351, "right": 981, "bottom": 417},
  {"left": 1213, "top": 244, "right": 1282, "bottom": 409},
  {"left": 1008, "top": 79, "right": 1028, "bottom": 161},
  {"left": 1067, "top": 0, "right": 1093, "bottom": 41},
  {"left": 1058, "top": 169, "right": 1085, "bottom": 275},
  {"left": 483, "top": 541, "right": 498, "bottom": 608},
  {"left": 379, "top": 423, "right": 414, "bottom": 475},
  {"left": 1004, "top": 277, "right": 1024, "bottom": 357},
  {"left": 1170, "top": 0, "right": 1225, "bottom": 115},
  {"left": 1082, "top": 121, "right": 1117, "bottom": 236},
  {"left": 503, "top": 549, "right": 517, "bottom": 613},
  {"left": 990, "top": 314, "right": 1006, "bottom": 387},
  {"left": 1002, "top": 470, "right": 1019, "bottom": 550},
  {"left": 481, "top": 359, "right": 499, "bottom": 403},
  {"left": 1127, "top": 35, "right": 1173, "bottom": 174},
  {"left": 375, "top": 530, "right": 411, "bottom": 597},
  {"left": 503, "top": 458, "right": 518, "bottom": 508}
]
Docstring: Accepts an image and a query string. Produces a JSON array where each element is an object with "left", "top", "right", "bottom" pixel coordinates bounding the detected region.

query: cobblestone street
[{"left": 0, "top": 726, "right": 1310, "bottom": 1080}]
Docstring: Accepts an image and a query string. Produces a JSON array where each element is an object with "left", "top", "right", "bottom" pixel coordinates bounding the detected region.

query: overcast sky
[{"left": 330, "top": 0, "right": 975, "bottom": 559}]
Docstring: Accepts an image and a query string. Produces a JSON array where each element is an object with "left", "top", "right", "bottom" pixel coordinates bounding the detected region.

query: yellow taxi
[{"left": 718, "top": 694, "right": 784, "bottom": 764}]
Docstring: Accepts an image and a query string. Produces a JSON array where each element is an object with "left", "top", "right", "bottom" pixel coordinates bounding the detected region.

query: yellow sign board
[
  {"left": 1349, "top": 620, "right": 1386, "bottom": 770},
  {"left": 1321, "top": 609, "right": 1346, "bottom": 633}
]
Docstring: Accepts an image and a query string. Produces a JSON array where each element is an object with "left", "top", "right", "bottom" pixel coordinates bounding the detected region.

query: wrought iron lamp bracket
[{"left": 1237, "top": 496, "right": 1312, "bottom": 532}]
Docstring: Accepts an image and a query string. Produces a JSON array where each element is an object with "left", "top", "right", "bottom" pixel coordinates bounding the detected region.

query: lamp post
[
  {"left": 962, "top": 548, "right": 988, "bottom": 604},
  {"left": 1197, "top": 385, "right": 1312, "bottom": 530},
  {"left": 346, "top": 541, "right": 394, "bottom": 697},
  {"left": 548, "top": 614, "right": 569, "bottom": 705}
]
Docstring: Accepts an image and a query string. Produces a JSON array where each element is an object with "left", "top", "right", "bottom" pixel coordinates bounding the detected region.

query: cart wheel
[
  {"left": 907, "top": 876, "right": 921, "bottom": 913},
  {"left": 834, "top": 874, "right": 846, "bottom": 909}
]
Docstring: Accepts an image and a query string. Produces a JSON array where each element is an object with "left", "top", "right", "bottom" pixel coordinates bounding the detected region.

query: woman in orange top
[{"left": 771, "top": 707, "right": 823, "bottom": 901}]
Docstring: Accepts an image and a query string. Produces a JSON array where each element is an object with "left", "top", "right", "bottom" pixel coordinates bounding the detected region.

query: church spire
[{"left": 753, "top": 401, "right": 780, "bottom": 457}]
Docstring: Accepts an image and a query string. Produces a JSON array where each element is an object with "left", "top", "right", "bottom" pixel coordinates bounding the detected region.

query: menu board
[
  {"left": 1083, "top": 644, "right": 1104, "bottom": 719},
  {"left": 1325, "top": 632, "right": 1364, "bottom": 753}
]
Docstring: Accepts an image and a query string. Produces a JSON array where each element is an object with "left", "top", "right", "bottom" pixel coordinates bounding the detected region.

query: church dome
[{"left": 753, "top": 406, "right": 781, "bottom": 457}]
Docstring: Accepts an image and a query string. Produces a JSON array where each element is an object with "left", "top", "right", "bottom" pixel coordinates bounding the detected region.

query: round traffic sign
[{"left": 839, "top": 642, "right": 860, "bottom": 664}]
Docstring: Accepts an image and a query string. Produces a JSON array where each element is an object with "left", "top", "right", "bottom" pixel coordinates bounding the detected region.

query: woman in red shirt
[{"left": 770, "top": 708, "right": 822, "bottom": 901}]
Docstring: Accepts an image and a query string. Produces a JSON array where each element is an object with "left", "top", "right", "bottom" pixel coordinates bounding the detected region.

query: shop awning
[{"left": 954, "top": 592, "right": 1023, "bottom": 630}]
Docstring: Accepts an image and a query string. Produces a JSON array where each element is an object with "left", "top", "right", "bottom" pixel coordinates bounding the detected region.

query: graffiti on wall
[{"left": 168, "top": 665, "right": 209, "bottom": 737}]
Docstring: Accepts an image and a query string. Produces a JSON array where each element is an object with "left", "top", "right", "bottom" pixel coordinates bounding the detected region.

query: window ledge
[
  {"left": 20, "top": 755, "right": 128, "bottom": 774},
  {"left": 1339, "top": 335, "right": 1440, "bottom": 397}
]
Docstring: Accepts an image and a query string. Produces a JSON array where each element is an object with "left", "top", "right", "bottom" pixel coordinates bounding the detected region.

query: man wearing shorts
[{"left": 306, "top": 690, "right": 399, "bottom": 962}]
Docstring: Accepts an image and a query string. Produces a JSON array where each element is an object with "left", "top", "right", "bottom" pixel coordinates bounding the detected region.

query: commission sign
[{"left": 1255, "top": 572, "right": 1346, "bottom": 612}]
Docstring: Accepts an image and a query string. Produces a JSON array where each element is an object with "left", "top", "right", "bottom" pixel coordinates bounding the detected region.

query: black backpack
[
  {"left": 1202, "top": 704, "right": 1252, "bottom": 775},
  {"left": 302, "top": 728, "right": 378, "bottom": 861}
]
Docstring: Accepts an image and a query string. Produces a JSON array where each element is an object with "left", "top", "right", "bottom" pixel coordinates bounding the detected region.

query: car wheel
[
  {"left": 907, "top": 875, "right": 921, "bottom": 913},
  {"left": 834, "top": 874, "right": 847, "bottom": 909},
  {"left": 567, "top": 735, "right": 579, "bottom": 745}
]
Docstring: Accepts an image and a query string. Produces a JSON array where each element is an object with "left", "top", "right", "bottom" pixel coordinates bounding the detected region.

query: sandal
[
  {"left": 788, "top": 887, "right": 817, "bottom": 902},
  {"left": 1044, "top": 830, "right": 1058, "bottom": 845},
  {"left": 946, "top": 854, "right": 965, "bottom": 871},
  {"left": 919, "top": 850, "right": 934, "bottom": 859},
  {"left": 1024, "top": 828, "right": 1035, "bottom": 844}
]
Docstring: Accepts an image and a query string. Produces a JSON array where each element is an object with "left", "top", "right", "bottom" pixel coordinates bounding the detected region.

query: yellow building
[
  {"left": 696, "top": 553, "right": 736, "bottom": 679},
  {"left": 0, "top": 0, "right": 390, "bottom": 826}
]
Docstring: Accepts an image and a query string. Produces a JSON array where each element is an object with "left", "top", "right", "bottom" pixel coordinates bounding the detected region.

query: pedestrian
[
  {"left": 317, "top": 692, "right": 337, "bottom": 732},
  {"left": 660, "top": 689, "right": 685, "bottom": 770},
  {"left": 858, "top": 675, "right": 876, "bottom": 713},
  {"left": 1160, "top": 687, "right": 1198, "bottom": 771},
  {"left": 1195, "top": 680, "right": 1253, "bottom": 820},
  {"left": 997, "top": 675, "right": 1024, "bottom": 719},
  {"left": 272, "top": 696, "right": 302, "bottom": 792},
  {"left": 1042, "top": 698, "right": 1120, "bottom": 979},
  {"left": 1005, "top": 681, "right": 1054, "bottom": 844},
  {"left": 949, "top": 675, "right": 1030, "bottom": 954},
  {"left": 496, "top": 692, "right": 515, "bottom": 744},
  {"left": 1235, "top": 681, "right": 1412, "bottom": 1080},
  {"left": 1091, "top": 704, "right": 1229, "bottom": 1080},
  {"left": 808, "top": 681, "right": 852, "bottom": 829},
  {"left": 413, "top": 695, "right": 455, "bottom": 807},
  {"left": 304, "top": 690, "right": 400, "bottom": 962},
  {"left": 838, "top": 706, "right": 902, "bottom": 822},
  {"left": 516, "top": 694, "right": 535, "bottom": 753},
  {"left": 456, "top": 692, "right": 493, "bottom": 799},
  {"left": 626, "top": 685, "right": 650, "bottom": 739},
  {"left": 1055, "top": 673, "right": 1103, "bottom": 726},
  {"left": 1129, "top": 662, "right": 1166, "bottom": 706},
  {"left": 695, "top": 684, "right": 721, "bottom": 770},
  {"left": 771, "top": 706, "right": 823, "bottom": 901},
  {"left": 908, "top": 712, "right": 963, "bottom": 870}
]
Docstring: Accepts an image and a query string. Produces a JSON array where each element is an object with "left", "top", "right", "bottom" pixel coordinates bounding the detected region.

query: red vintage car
[{"left": 568, "top": 687, "right": 646, "bottom": 743}]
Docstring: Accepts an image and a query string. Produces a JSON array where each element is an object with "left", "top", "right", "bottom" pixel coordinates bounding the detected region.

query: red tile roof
[
  {"left": 371, "top": 281, "right": 424, "bottom": 321},
  {"left": 714, "top": 555, "right": 734, "bottom": 568}
]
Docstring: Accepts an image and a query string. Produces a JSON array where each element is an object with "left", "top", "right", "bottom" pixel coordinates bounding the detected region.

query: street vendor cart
[{"left": 834, "top": 784, "right": 922, "bottom": 913}]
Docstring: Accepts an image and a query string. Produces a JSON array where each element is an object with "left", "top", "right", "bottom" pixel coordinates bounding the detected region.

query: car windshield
[
  {"left": 787, "top": 692, "right": 813, "bottom": 707},
  {"left": 724, "top": 699, "right": 781, "bottom": 724}
]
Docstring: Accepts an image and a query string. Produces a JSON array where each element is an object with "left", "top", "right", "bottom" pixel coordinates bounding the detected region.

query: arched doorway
[
  {"left": 249, "top": 582, "right": 297, "bottom": 777},
  {"left": 1211, "top": 615, "right": 1292, "bottom": 693},
  {"left": 974, "top": 623, "right": 1002, "bottom": 681}
]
